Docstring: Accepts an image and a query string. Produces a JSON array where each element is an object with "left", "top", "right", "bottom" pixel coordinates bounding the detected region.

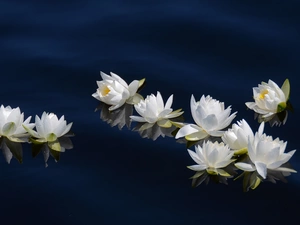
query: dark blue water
[{"left": 1, "top": 1, "right": 300, "bottom": 224}]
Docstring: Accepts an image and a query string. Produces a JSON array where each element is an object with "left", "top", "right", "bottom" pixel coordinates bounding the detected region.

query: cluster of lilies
[
  {"left": 92, "top": 71, "right": 296, "bottom": 191},
  {"left": 0, "top": 107, "right": 73, "bottom": 166}
]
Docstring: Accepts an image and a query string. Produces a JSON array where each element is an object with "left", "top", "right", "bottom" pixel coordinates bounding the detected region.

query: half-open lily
[
  {"left": 175, "top": 95, "right": 237, "bottom": 141},
  {"left": 130, "top": 91, "right": 184, "bottom": 129},
  {"left": 187, "top": 141, "right": 235, "bottom": 176},
  {"left": 0, "top": 105, "right": 34, "bottom": 142},
  {"left": 235, "top": 122, "right": 296, "bottom": 179},
  {"left": 23, "top": 112, "right": 73, "bottom": 151},
  {"left": 221, "top": 119, "right": 254, "bottom": 155},
  {"left": 92, "top": 71, "right": 145, "bottom": 111},
  {"left": 246, "top": 79, "right": 290, "bottom": 118}
]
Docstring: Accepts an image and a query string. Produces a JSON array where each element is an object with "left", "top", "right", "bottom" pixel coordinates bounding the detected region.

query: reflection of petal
[
  {"left": 98, "top": 103, "right": 133, "bottom": 130},
  {"left": 133, "top": 122, "right": 176, "bottom": 141},
  {"left": 1, "top": 138, "right": 13, "bottom": 164},
  {"left": 254, "top": 111, "right": 288, "bottom": 127},
  {"left": 2, "top": 137, "right": 23, "bottom": 164},
  {"left": 58, "top": 137, "right": 74, "bottom": 150}
]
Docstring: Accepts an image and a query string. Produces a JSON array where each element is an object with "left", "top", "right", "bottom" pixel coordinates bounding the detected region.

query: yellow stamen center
[
  {"left": 258, "top": 89, "right": 268, "bottom": 99},
  {"left": 101, "top": 86, "right": 110, "bottom": 96}
]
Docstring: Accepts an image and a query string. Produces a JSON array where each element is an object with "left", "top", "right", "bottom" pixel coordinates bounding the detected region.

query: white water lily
[
  {"left": 187, "top": 141, "right": 235, "bottom": 176},
  {"left": 175, "top": 95, "right": 237, "bottom": 141},
  {"left": 130, "top": 91, "right": 184, "bottom": 128},
  {"left": 0, "top": 105, "right": 34, "bottom": 142},
  {"left": 235, "top": 122, "right": 296, "bottom": 179},
  {"left": 222, "top": 119, "right": 254, "bottom": 154},
  {"left": 23, "top": 112, "right": 73, "bottom": 144},
  {"left": 92, "top": 71, "right": 145, "bottom": 111},
  {"left": 246, "top": 79, "right": 290, "bottom": 118}
]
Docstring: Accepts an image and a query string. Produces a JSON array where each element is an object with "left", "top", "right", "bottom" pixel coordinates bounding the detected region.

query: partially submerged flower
[
  {"left": 130, "top": 91, "right": 183, "bottom": 128},
  {"left": 187, "top": 141, "right": 235, "bottom": 176},
  {"left": 246, "top": 79, "right": 290, "bottom": 118},
  {"left": 235, "top": 122, "right": 296, "bottom": 179},
  {"left": 175, "top": 95, "right": 237, "bottom": 141},
  {"left": 222, "top": 119, "right": 254, "bottom": 155},
  {"left": 0, "top": 105, "right": 34, "bottom": 142},
  {"left": 92, "top": 71, "right": 145, "bottom": 111},
  {"left": 23, "top": 112, "right": 73, "bottom": 151}
]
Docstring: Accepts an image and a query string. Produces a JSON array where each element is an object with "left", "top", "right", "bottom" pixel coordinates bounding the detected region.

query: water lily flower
[
  {"left": 175, "top": 95, "right": 237, "bottom": 141},
  {"left": 92, "top": 71, "right": 145, "bottom": 111},
  {"left": 130, "top": 91, "right": 184, "bottom": 128},
  {"left": 221, "top": 119, "right": 254, "bottom": 154},
  {"left": 246, "top": 79, "right": 290, "bottom": 118},
  {"left": 0, "top": 105, "right": 34, "bottom": 142},
  {"left": 23, "top": 112, "right": 73, "bottom": 151},
  {"left": 187, "top": 141, "right": 235, "bottom": 176},
  {"left": 235, "top": 122, "right": 296, "bottom": 179}
]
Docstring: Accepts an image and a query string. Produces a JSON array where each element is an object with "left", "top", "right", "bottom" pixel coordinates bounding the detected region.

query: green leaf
[
  {"left": 251, "top": 176, "right": 261, "bottom": 190},
  {"left": 157, "top": 119, "right": 172, "bottom": 128},
  {"left": 170, "top": 121, "right": 185, "bottom": 128},
  {"left": 277, "top": 102, "right": 287, "bottom": 113},
  {"left": 234, "top": 148, "right": 248, "bottom": 155},
  {"left": 281, "top": 78, "right": 290, "bottom": 101},
  {"left": 217, "top": 168, "right": 231, "bottom": 177},
  {"left": 47, "top": 133, "right": 57, "bottom": 142},
  {"left": 29, "top": 137, "right": 45, "bottom": 144},
  {"left": 138, "top": 78, "right": 146, "bottom": 88},
  {"left": 48, "top": 140, "right": 61, "bottom": 152}
]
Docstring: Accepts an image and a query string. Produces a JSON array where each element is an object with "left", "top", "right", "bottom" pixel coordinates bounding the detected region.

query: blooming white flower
[
  {"left": 92, "top": 71, "right": 145, "bottom": 111},
  {"left": 222, "top": 119, "right": 254, "bottom": 154},
  {"left": 23, "top": 112, "right": 73, "bottom": 143},
  {"left": 235, "top": 122, "right": 296, "bottom": 179},
  {"left": 246, "top": 79, "right": 290, "bottom": 118},
  {"left": 0, "top": 105, "right": 34, "bottom": 142},
  {"left": 130, "top": 91, "right": 184, "bottom": 128},
  {"left": 175, "top": 95, "right": 237, "bottom": 141},
  {"left": 187, "top": 141, "right": 235, "bottom": 176}
]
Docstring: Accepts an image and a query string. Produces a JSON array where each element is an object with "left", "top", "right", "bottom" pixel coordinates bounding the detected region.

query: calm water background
[{"left": 1, "top": 0, "right": 300, "bottom": 224}]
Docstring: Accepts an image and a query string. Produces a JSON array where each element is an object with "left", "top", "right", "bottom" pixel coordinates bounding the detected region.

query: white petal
[
  {"left": 254, "top": 161, "right": 267, "bottom": 179},
  {"left": 175, "top": 124, "right": 201, "bottom": 139},
  {"left": 128, "top": 80, "right": 139, "bottom": 96},
  {"left": 165, "top": 95, "right": 173, "bottom": 109},
  {"left": 156, "top": 91, "right": 164, "bottom": 113},
  {"left": 60, "top": 123, "right": 73, "bottom": 136},
  {"left": 187, "top": 165, "right": 207, "bottom": 171},
  {"left": 235, "top": 162, "right": 255, "bottom": 171}
]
